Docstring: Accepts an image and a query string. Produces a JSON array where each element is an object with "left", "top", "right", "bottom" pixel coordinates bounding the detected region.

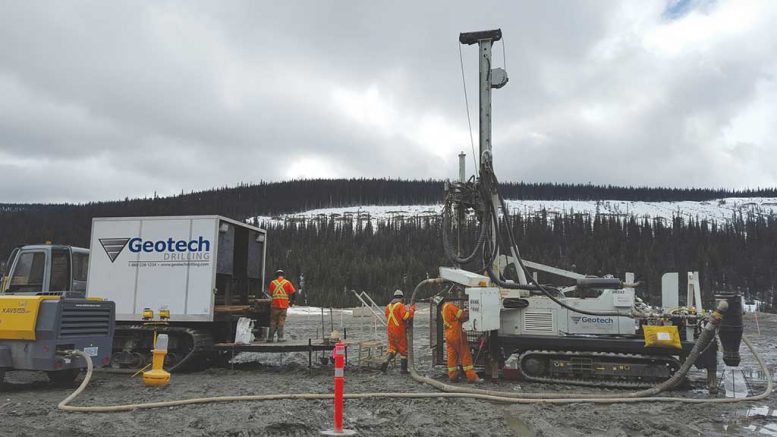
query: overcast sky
[{"left": 1, "top": 0, "right": 775, "bottom": 203}]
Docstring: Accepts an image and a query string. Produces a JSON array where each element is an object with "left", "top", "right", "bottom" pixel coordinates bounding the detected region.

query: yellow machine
[
  {"left": 0, "top": 296, "right": 59, "bottom": 340},
  {"left": 0, "top": 245, "right": 115, "bottom": 385}
]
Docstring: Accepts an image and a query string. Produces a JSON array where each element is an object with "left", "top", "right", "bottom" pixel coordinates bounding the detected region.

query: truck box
[{"left": 86, "top": 216, "right": 267, "bottom": 322}]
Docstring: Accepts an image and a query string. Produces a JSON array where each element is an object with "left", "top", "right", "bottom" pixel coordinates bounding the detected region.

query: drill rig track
[
  {"left": 111, "top": 325, "right": 214, "bottom": 372},
  {"left": 517, "top": 350, "right": 682, "bottom": 389}
]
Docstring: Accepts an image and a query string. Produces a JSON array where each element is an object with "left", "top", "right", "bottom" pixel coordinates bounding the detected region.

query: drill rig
[{"left": 432, "top": 29, "right": 744, "bottom": 390}]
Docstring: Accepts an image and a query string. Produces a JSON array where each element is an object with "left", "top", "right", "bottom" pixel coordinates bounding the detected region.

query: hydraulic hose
[
  {"left": 478, "top": 213, "right": 500, "bottom": 273},
  {"left": 62, "top": 348, "right": 587, "bottom": 412},
  {"left": 59, "top": 333, "right": 771, "bottom": 413},
  {"left": 407, "top": 279, "right": 773, "bottom": 404},
  {"left": 442, "top": 168, "right": 505, "bottom": 270},
  {"left": 485, "top": 264, "right": 632, "bottom": 317},
  {"left": 449, "top": 160, "right": 630, "bottom": 317},
  {"left": 487, "top": 182, "right": 631, "bottom": 317},
  {"left": 442, "top": 200, "right": 490, "bottom": 265}
]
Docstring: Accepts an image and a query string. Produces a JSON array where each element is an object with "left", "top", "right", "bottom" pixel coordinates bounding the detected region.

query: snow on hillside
[{"left": 254, "top": 197, "right": 777, "bottom": 227}]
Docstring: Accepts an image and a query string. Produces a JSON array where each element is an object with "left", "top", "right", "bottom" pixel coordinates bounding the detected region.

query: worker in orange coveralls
[
  {"left": 267, "top": 269, "right": 296, "bottom": 343},
  {"left": 380, "top": 289, "right": 416, "bottom": 374},
  {"left": 442, "top": 300, "right": 482, "bottom": 382}
]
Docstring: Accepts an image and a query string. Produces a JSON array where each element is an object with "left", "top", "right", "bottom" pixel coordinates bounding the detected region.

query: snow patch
[
  {"left": 252, "top": 197, "right": 777, "bottom": 227},
  {"left": 287, "top": 305, "right": 354, "bottom": 316}
]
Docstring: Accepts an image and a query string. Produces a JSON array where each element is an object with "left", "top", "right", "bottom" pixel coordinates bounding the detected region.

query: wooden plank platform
[
  {"left": 213, "top": 338, "right": 381, "bottom": 368},
  {"left": 215, "top": 338, "right": 351, "bottom": 368},
  {"left": 213, "top": 299, "right": 271, "bottom": 313},
  {"left": 214, "top": 339, "right": 336, "bottom": 353}
]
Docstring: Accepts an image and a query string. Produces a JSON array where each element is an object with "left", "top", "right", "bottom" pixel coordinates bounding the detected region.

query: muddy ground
[{"left": 1, "top": 307, "right": 775, "bottom": 437}]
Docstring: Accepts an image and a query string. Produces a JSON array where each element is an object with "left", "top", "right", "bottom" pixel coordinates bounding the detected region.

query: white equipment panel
[
  {"left": 439, "top": 267, "right": 489, "bottom": 287},
  {"left": 463, "top": 287, "right": 501, "bottom": 331}
]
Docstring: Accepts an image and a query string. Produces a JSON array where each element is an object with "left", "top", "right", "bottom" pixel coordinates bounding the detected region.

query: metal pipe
[
  {"left": 478, "top": 40, "right": 493, "bottom": 164},
  {"left": 458, "top": 152, "right": 466, "bottom": 183}
]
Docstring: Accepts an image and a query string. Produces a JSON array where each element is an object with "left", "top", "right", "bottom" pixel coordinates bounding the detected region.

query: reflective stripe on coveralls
[
  {"left": 272, "top": 279, "right": 289, "bottom": 299},
  {"left": 270, "top": 279, "right": 294, "bottom": 309},
  {"left": 387, "top": 302, "right": 400, "bottom": 327},
  {"left": 387, "top": 302, "right": 413, "bottom": 327}
]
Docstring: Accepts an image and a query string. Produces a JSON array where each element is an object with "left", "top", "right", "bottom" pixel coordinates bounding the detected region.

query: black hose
[
  {"left": 442, "top": 166, "right": 505, "bottom": 269},
  {"left": 445, "top": 161, "right": 635, "bottom": 317},
  {"left": 483, "top": 266, "right": 540, "bottom": 290},
  {"left": 478, "top": 208, "right": 500, "bottom": 272},
  {"left": 441, "top": 200, "right": 490, "bottom": 265},
  {"left": 491, "top": 184, "right": 630, "bottom": 317}
]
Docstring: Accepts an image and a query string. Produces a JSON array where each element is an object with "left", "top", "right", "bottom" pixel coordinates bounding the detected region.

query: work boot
[
  {"left": 380, "top": 352, "right": 395, "bottom": 373},
  {"left": 266, "top": 327, "right": 276, "bottom": 343},
  {"left": 277, "top": 326, "right": 286, "bottom": 343},
  {"left": 707, "top": 367, "right": 719, "bottom": 395},
  {"left": 400, "top": 358, "right": 409, "bottom": 375}
]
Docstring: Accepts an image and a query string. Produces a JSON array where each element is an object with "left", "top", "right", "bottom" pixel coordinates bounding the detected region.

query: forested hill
[
  {"left": 1, "top": 178, "right": 776, "bottom": 258},
  {"left": 2, "top": 178, "right": 777, "bottom": 310}
]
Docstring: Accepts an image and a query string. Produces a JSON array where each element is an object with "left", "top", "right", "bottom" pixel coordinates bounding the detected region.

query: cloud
[{"left": 0, "top": 0, "right": 775, "bottom": 202}]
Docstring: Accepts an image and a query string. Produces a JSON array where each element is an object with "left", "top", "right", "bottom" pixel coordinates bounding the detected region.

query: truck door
[
  {"left": 70, "top": 250, "right": 88, "bottom": 294},
  {"left": 5, "top": 249, "right": 47, "bottom": 293}
]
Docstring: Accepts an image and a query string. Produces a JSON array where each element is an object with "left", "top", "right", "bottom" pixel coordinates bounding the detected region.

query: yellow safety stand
[{"left": 143, "top": 333, "right": 171, "bottom": 386}]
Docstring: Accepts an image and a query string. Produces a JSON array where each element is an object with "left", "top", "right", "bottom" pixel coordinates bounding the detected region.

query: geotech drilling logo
[
  {"left": 99, "top": 238, "right": 130, "bottom": 262},
  {"left": 570, "top": 316, "right": 614, "bottom": 325},
  {"left": 99, "top": 237, "right": 211, "bottom": 263}
]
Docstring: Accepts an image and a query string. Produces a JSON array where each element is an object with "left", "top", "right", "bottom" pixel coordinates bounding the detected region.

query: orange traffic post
[{"left": 321, "top": 342, "right": 356, "bottom": 436}]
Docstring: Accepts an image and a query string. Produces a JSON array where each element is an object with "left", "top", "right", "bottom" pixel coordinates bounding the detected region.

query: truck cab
[{"left": 1, "top": 245, "right": 89, "bottom": 296}]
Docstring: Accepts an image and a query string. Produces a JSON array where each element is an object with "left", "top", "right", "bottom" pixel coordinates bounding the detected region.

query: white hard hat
[{"left": 393, "top": 289, "right": 404, "bottom": 298}]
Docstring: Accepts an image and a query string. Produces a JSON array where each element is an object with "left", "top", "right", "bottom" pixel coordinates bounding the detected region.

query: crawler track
[
  {"left": 111, "top": 325, "right": 214, "bottom": 372},
  {"left": 517, "top": 349, "right": 681, "bottom": 388}
]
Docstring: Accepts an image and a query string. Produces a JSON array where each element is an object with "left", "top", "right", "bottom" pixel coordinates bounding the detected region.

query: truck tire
[
  {"left": 0, "top": 368, "right": 6, "bottom": 387},
  {"left": 46, "top": 368, "right": 81, "bottom": 385}
]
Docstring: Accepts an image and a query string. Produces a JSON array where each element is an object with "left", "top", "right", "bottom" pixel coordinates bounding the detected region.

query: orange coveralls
[
  {"left": 442, "top": 302, "right": 478, "bottom": 381},
  {"left": 385, "top": 300, "right": 415, "bottom": 359}
]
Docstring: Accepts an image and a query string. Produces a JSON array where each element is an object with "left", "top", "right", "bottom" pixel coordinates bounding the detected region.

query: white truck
[{"left": 86, "top": 215, "right": 270, "bottom": 370}]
